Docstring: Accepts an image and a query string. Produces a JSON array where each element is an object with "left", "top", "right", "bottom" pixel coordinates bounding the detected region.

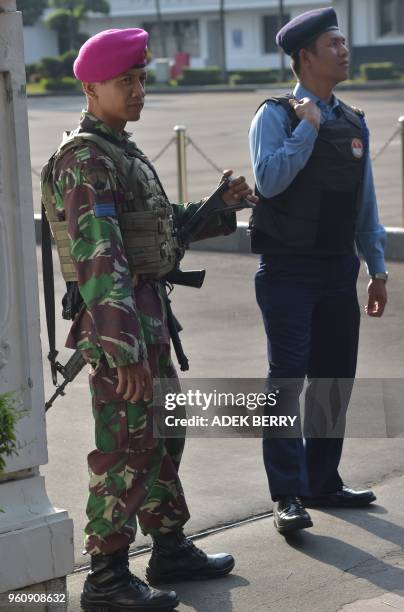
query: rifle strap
[{"left": 41, "top": 202, "right": 59, "bottom": 386}]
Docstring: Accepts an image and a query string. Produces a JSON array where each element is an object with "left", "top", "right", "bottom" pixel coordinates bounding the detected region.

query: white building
[{"left": 23, "top": 0, "right": 404, "bottom": 71}]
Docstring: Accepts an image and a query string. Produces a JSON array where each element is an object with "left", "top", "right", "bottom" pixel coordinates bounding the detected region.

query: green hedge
[
  {"left": 0, "top": 390, "right": 28, "bottom": 479},
  {"left": 41, "top": 56, "right": 65, "bottom": 79},
  {"left": 179, "top": 67, "right": 223, "bottom": 86},
  {"left": 26, "top": 51, "right": 78, "bottom": 81},
  {"left": 146, "top": 69, "right": 156, "bottom": 85},
  {"left": 43, "top": 77, "right": 80, "bottom": 92},
  {"left": 229, "top": 69, "right": 279, "bottom": 85},
  {"left": 59, "top": 50, "right": 78, "bottom": 78},
  {"left": 25, "top": 63, "right": 39, "bottom": 81},
  {"left": 359, "top": 62, "right": 399, "bottom": 81}
]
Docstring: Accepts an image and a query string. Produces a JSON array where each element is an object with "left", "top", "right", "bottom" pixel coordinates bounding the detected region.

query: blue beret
[{"left": 276, "top": 7, "right": 339, "bottom": 56}]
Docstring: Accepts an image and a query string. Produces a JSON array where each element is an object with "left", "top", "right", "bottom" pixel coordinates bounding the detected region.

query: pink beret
[{"left": 73, "top": 28, "right": 149, "bottom": 82}]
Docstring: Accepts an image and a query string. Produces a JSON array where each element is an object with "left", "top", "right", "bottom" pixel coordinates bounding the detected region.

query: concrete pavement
[
  {"left": 66, "top": 473, "right": 404, "bottom": 611},
  {"left": 23, "top": 86, "right": 404, "bottom": 611},
  {"left": 28, "top": 89, "right": 404, "bottom": 226},
  {"left": 39, "top": 250, "right": 404, "bottom": 532}
]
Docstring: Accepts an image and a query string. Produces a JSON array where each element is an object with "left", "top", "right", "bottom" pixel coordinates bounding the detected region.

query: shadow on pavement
[
  {"left": 163, "top": 574, "right": 250, "bottom": 612},
  {"left": 284, "top": 506, "right": 404, "bottom": 595},
  {"left": 319, "top": 503, "right": 404, "bottom": 551}
]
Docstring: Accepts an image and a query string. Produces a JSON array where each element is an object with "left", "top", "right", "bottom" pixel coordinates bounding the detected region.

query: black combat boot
[
  {"left": 80, "top": 546, "right": 179, "bottom": 611},
  {"left": 146, "top": 528, "right": 235, "bottom": 585}
]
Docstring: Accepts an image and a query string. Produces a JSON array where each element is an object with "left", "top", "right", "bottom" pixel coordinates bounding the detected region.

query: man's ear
[
  {"left": 300, "top": 48, "right": 310, "bottom": 69},
  {"left": 82, "top": 82, "right": 97, "bottom": 99}
]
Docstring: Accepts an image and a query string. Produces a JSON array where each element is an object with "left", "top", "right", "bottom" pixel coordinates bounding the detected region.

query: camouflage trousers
[{"left": 84, "top": 343, "right": 190, "bottom": 556}]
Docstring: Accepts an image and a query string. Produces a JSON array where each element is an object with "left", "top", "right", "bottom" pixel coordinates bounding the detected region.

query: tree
[
  {"left": 219, "top": 0, "right": 227, "bottom": 82},
  {"left": 278, "top": 0, "right": 286, "bottom": 82},
  {"left": 347, "top": 0, "right": 353, "bottom": 79},
  {"left": 154, "top": 0, "right": 167, "bottom": 57},
  {"left": 46, "top": 0, "right": 110, "bottom": 53},
  {"left": 17, "top": 0, "right": 48, "bottom": 27}
]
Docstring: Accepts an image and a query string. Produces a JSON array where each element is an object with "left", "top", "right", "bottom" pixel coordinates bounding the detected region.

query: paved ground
[
  {"left": 30, "top": 88, "right": 404, "bottom": 608},
  {"left": 28, "top": 88, "right": 404, "bottom": 227},
  {"left": 36, "top": 245, "right": 404, "bottom": 610},
  {"left": 67, "top": 474, "right": 404, "bottom": 612}
]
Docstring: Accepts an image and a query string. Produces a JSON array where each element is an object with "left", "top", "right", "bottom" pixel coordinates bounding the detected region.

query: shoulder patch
[
  {"left": 94, "top": 202, "right": 116, "bottom": 218},
  {"left": 351, "top": 106, "right": 365, "bottom": 117}
]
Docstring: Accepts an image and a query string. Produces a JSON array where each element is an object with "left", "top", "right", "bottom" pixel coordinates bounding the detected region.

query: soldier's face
[
  {"left": 95, "top": 68, "right": 147, "bottom": 122},
  {"left": 305, "top": 30, "right": 350, "bottom": 84}
]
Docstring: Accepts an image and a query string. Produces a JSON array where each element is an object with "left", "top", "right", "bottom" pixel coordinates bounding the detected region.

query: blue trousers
[{"left": 255, "top": 253, "right": 361, "bottom": 501}]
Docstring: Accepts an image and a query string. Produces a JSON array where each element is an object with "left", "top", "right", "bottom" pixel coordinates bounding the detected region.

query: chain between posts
[
  {"left": 32, "top": 120, "right": 401, "bottom": 203},
  {"left": 31, "top": 131, "right": 224, "bottom": 182},
  {"left": 371, "top": 125, "right": 400, "bottom": 163},
  {"left": 151, "top": 136, "right": 176, "bottom": 163},
  {"left": 30, "top": 138, "right": 178, "bottom": 178},
  {"left": 186, "top": 136, "right": 223, "bottom": 174}
]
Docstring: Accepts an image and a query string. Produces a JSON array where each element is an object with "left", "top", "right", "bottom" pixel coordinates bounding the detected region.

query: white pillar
[{"left": 0, "top": 0, "right": 74, "bottom": 606}]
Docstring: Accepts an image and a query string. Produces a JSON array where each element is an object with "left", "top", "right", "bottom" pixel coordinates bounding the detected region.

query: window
[
  {"left": 262, "top": 14, "right": 290, "bottom": 54},
  {"left": 379, "top": 0, "right": 404, "bottom": 37},
  {"left": 232, "top": 29, "right": 243, "bottom": 49},
  {"left": 143, "top": 20, "right": 200, "bottom": 58}
]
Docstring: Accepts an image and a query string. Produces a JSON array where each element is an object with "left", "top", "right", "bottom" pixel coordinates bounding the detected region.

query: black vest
[{"left": 250, "top": 95, "right": 366, "bottom": 256}]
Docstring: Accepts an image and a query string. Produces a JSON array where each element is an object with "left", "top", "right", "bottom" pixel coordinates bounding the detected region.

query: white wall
[
  {"left": 22, "top": 22, "right": 58, "bottom": 64},
  {"left": 26, "top": 0, "right": 395, "bottom": 69},
  {"left": 80, "top": 14, "right": 143, "bottom": 36}
]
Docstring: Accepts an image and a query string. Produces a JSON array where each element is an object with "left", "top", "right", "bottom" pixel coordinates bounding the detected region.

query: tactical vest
[
  {"left": 41, "top": 129, "right": 182, "bottom": 283},
  {"left": 250, "top": 95, "right": 366, "bottom": 256}
]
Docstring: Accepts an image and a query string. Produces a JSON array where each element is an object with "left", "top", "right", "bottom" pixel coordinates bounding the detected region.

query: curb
[
  {"left": 26, "top": 80, "right": 404, "bottom": 98},
  {"left": 26, "top": 85, "right": 258, "bottom": 98},
  {"left": 34, "top": 215, "right": 404, "bottom": 262}
]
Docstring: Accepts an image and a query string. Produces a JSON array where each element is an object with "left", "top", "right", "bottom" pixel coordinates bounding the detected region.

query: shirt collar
[
  {"left": 79, "top": 110, "right": 133, "bottom": 143},
  {"left": 293, "top": 82, "right": 339, "bottom": 112}
]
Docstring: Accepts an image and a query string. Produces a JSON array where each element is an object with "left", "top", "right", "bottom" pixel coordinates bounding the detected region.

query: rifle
[
  {"left": 161, "top": 178, "right": 253, "bottom": 371},
  {"left": 165, "top": 268, "right": 205, "bottom": 289},
  {"left": 45, "top": 350, "right": 86, "bottom": 411},
  {"left": 44, "top": 178, "right": 252, "bottom": 405},
  {"left": 177, "top": 176, "right": 254, "bottom": 247}
]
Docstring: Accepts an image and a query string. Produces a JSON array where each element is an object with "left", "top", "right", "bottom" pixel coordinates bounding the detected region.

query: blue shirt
[{"left": 249, "top": 82, "right": 387, "bottom": 275}]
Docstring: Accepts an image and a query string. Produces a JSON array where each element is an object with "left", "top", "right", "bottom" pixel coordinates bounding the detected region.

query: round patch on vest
[{"left": 351, "top": 138, "right": 364, "bottom": 159}]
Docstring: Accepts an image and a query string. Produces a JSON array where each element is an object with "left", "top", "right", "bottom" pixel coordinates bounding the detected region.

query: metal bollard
[
  {"left": 174, "top": 125, "right": 188, "bottom": 203},
  {"left": 400, "top": 117, "right": 404, "bottom": 226}
]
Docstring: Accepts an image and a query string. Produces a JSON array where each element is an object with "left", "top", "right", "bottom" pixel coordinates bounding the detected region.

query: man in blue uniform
[{"left": 249, "top": 7, "right": 388, "bottom": 535}]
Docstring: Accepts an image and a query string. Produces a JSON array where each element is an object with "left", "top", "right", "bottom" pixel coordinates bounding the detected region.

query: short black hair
[{"left": 291, "top": 38, "right": 319, "bottom": 76}]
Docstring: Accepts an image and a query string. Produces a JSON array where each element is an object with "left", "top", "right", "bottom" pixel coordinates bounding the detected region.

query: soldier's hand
[
  {"left": 116, "top": 361, "right": 153, "bottom": 403},
  {"left": 366, "top": 279, "right": 387, "bottom": 318},
  {"left": 289, "top": 97, "right": 321, "bottom": 131},
  {"left": 221, "top": 169, "right": 258, "bottom": 206}
]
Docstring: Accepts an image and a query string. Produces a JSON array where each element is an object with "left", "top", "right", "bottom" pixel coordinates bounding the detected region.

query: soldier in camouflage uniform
[{"left": 43, "top": 28, "right": 257, "bottom": 612}]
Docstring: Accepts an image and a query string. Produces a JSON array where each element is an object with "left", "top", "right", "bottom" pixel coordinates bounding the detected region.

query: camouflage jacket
[{"left": 53, "top": 110, "right": 235, "bottom": 368}]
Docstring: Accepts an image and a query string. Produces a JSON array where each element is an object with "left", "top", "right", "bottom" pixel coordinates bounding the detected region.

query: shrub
[
  {"left": 59, "top": 50, "right": 78, "bottom": 78},
  {"left": 359, "top": 62, "right": 399, "bottom": 81},
  {"left": 0, "top": 390, "right": 28, "bottom": 477},
  {"left": 43, "top": 77, "right": 80, "bottom": 92},
  {"left": 146, "top": 69, "right": 156, "bottom": 85},
  {"left": 229, "top": 69, "right": 279, "bottom": 85},
  {"left": 40, "top": 56, "right": 64, "bottom": 79},
  {"left": 25, "top": 63, "right": 38, "bottom": 80},
  {"left": 179, "top": 67, "right": 223, "bottom": 86}
]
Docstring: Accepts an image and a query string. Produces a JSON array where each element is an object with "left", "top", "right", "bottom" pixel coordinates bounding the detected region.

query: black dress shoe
[
  {"left": 80, "top": 546, "right": 179, "bottom": 611},
  {"left": 274, "top": 496, "right": 313, "bottom": 535},
  {"left": 146, "top": 528, "right": 235, "bottom": 585},
  {"left": 302, "top": 486, "right": 376, "bottom": 508}
]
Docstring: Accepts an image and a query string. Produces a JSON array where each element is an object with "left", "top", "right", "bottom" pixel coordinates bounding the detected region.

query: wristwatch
[{"left": 371, "top": 272, "right": 388, "bottom": 282}]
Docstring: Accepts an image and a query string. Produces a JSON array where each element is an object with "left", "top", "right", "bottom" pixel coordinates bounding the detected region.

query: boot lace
[
  {"left": 182, "top": 537, "right": 206, "bottom": 559},
  {"left": 130, "top": 574, "right": 149, "bottom": 590}
]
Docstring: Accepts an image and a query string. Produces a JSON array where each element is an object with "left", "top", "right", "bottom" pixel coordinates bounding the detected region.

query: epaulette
[{"left": 351, "top": 106, "right": 365, "bottom": 117}]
